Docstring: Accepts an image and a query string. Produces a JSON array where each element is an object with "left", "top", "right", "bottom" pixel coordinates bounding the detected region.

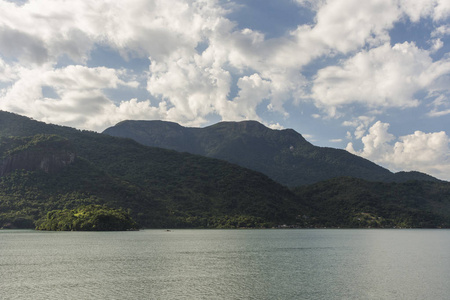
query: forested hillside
[
  {"left": 104, "top": 120, "right": 439, "bottom": 186},
  {"left": 0, "top": 111, "right": 302, "bottom": 229},
  {"left": 294, "top": 177, "right": 450, "bottom": 228},
  {"left": 1, "top": 110, "right": 450, "bottom": 230}
]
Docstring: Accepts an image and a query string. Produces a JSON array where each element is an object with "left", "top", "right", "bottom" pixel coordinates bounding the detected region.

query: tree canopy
[{"left": 36, "top": 205, "right": 138, "bottom": 231}]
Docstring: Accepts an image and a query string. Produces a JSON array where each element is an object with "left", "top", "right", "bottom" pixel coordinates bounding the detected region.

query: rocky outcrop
[{"left": 0, "top": 150, "right": 76, "bottom": 177}]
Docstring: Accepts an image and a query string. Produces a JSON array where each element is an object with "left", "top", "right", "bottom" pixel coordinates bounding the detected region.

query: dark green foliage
[
  {"left": 1, "top": 110, "right": 449, "bottom": 230},
  {"left": 103, "top": 120, "right": 440, "bottom": 186},
  {"left": 293, "top": 177, "right": 450, "bottom": 228},
  {"left": 0, "top": 134, "right": 71, "bottom": 159},
  {"left": 35, "top": 205, "right": 138, "bottom": 231},
  {"left": 0, "top": 111, "right": 301, "bottom": 229}
]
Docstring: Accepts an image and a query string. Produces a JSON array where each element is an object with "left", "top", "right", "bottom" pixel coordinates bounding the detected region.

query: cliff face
[{"left": 0, "top": 149, "right": 76, "bottom": 177}]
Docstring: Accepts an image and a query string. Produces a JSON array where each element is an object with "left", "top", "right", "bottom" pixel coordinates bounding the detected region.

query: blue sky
[{"left": 0, "top": 0, "right": 449, "bottom": 180}]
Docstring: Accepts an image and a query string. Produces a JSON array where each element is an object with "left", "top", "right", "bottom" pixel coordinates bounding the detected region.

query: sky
[{"left": 0, "top": 0, "right": 449, "bottom": 181}]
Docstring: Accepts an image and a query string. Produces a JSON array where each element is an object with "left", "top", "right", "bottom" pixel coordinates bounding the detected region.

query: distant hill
[
  {"left": 0, "top": 111, "right": 302, "bottom": 229},
  {"left": 103, "top": 120, "right": 440, "bottom": 186},
  {"left": 293, "top": 177, "right": 450, "bottom": 228}
]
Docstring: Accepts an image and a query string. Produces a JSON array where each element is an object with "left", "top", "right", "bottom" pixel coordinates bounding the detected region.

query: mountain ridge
[{"left": 103, "top": 120, "right": 440, "bottom": 186}]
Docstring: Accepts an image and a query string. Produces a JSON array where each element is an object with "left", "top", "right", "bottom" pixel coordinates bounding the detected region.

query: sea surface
[{"left": 1, "top": 229, "right": 450, "bottom": 299}]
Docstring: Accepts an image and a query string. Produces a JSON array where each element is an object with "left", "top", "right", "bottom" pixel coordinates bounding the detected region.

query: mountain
[
  {"left": 2, "top": 110, "right": 450, "bottom": 229},
  {"left": 0, "top": 111, "right": 303, "bottom": 229},
  {"left": 103, "top": 120, "right": 440, "bottom": 186}
]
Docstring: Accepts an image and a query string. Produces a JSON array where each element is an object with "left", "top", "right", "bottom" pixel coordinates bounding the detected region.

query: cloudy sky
[{"left": 0, "top": 0, "right": 449, "bottom": 180}]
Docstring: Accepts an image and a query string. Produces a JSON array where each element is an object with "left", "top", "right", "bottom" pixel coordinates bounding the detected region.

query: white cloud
[
  {"left": 346, "top": 121, "right": 395, "bottom": 160},
  {"left": 428, "top": 93, "right": 450, "bottom": 117},
  {"left": 225, "top": 73, "right": 271, "bottom": 121},
  {"left": 429, "top": 91, "right": 450, "bottom": 113},
  {"left": 342, "top": 116, "right": 376, "bottom": 139},
  {"left": 432, "top": 25, "right": 450, "bottom": 37},
  {"left": 346, "top": 131, "right": 352, "bottom": 140},
  {"left": 308, "top": 0, "right": 400, "bottom": 53},
  {"left": 428, "top": 109, "right": 450, "bottom": 117},
  {"left": 44, "top": 65, "right": 138, "bottom": 91},
  {"left": 267, "top": 122, "right": 284, "bottom": 130},
  {"left": 0, "top": 0, "right": 227, "bottom": 64},
  {"left": 433, "top": 0, "right": 450, "bottom": 20},
  {"left": 330, "top": 138, "right": 343, "bottom": 143},
  {"left": 0, "top": 26, "right": 48, "bottom": 64},
  {"left": 399, "top": 0, "right": 436, "bottom": 22},
  {"left": 0, "top": 65, "right": 151, "bottom": 131},
  {"left": 430, "top": 38, "right": 444, "bottom": 52},
  {"left": 224, "top": 0, "right": 402, "bottom": 73},
  {"left": 0, "top": 1, "right": 95, "bottom": 64},
  {"left": 0, "top": 58, "right": 20, "bottom": 82},
  {"left": 0, "top": 0, "right": 232, "bottom": 128},
  {"left": 312, "top": 42, "right": 450, "bottom": 114},
  {"left": 347, "top": 121, "right": 450, "bottom": 181},
  {"left": 170, "top": 0, "right": 410, "bottom": 123},
  {"left": 147, "top": 47, "right": 232, "bottom": 125},
  {"left": 400, "top": 0, "right": 450, "bottom": 22}
]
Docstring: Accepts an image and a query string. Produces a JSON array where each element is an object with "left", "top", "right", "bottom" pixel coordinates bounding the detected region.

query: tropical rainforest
[{"left": 1, "top": 110, "right": 449, "bottom": 230}]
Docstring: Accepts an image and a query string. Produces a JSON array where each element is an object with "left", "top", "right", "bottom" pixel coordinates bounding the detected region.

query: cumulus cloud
[
  {"left": 0, "top": 0, "right": 231, "bottom": 128},
  {"left": 400, "top": 0, "right": 450, "bottom": 21},
  {"left": 342, "top": 116, "right": 376, "bottom": 139},
  {"left": 311, "top": 42, "right": 450, "bottom": 114},
  {"left": 347, "top": 121, "right": 450, "bottom": 181},
  {"left": 0, "top": 26, "right": 48, "bottom": 64},
  {"left": 0, "top": 57, "right": 20, "bottom": 82},
  {"left": 400, "top": 0, "right": 436, "bottom": 22},
  {"left": 0, "top": 65, "right": 150, "bottom": 131},
  {"left": 0, "top": 1, "right": 94, "bottom": 64},
  {"left": 142, "top": 0, "right": 425, "bottom": 126},
  {"left": 0, "top": 0, "right": 227, "bottom": 64},
  {"left": 308, "top": 0, "right": 400, "bottom": 52},
  {"left": 225, "top": 73, "right": 271, "bottom": 121}
]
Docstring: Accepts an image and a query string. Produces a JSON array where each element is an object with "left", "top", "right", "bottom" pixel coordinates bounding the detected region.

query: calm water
[{"left": 1, "top": 229, "right": 450, "bottom": 299}]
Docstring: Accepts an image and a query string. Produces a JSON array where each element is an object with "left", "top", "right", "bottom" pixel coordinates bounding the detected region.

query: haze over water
[{"left": 2, "top": 229, "right": 450, "bottom": 299}]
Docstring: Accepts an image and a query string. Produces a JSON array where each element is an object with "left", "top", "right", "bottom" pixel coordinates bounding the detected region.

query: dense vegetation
[
  {"left": 0, "top": 134, "right": 72, "bottom": 159},
  {"left": 293, "top": 177, "right": 450, "bottom": 228},
  {"left": 1, "top": 110, "right": 449, "bottom": 230},
  {"left": 0, "top": 111, "right": 301, "bottom": 229},
  {"left": 36, "top": 205, "right": 138, "bottom": 231},
  {"left": 103, "top": 120, "right": 439, "bottom": 186}
]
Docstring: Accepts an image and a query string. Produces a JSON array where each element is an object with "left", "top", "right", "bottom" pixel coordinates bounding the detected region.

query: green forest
[
  {"left": 36, "top": 205, "right": 138, "bottom": 231},
  {"left": 103, "top": 120, "right": 438, "bottom": 186},
  {"left": 1, "top": 110, "right": 450, "bottom": 230}
]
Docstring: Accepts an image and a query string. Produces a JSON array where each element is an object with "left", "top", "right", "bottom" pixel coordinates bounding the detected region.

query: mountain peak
[{"left": 207, "top": 120, "right": 268, "bottom": 131}]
